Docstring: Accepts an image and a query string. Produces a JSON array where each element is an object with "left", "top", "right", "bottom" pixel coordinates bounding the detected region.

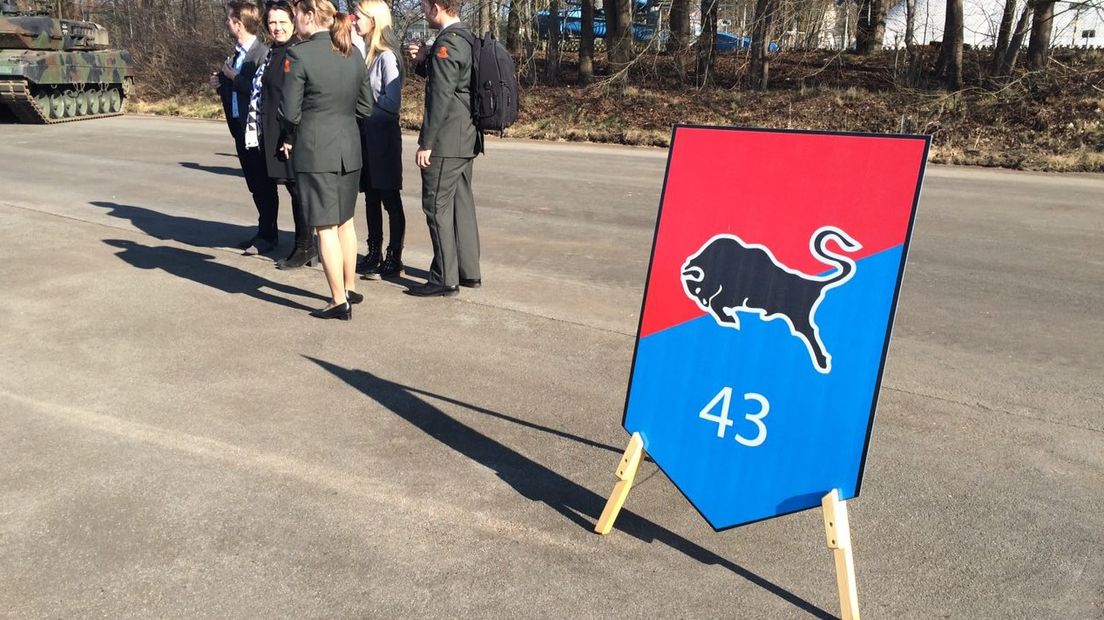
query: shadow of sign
[{"left": 306, "top": 356, "right": 835, "bottom": 619}]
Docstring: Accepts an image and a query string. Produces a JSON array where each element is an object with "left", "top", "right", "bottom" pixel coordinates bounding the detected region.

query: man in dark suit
[
  {"left": 405, "top": 0, "right": 484, "bottom": 297},
  {"left": 211, "top": 0, "right": 279, "bottom": 255}
]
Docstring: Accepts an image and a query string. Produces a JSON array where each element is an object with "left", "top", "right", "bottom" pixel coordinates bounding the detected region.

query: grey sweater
[{"left": 366, "top": 49, "right": 401, "bottom": 118}]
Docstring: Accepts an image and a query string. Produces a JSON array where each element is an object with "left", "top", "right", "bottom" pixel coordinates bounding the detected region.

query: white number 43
[{"left": 698, "top": 387, "right": 770, "bottom": 447}]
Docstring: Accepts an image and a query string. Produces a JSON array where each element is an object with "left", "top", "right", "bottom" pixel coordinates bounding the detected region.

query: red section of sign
[{"left": 640, "top": 127, "right": 928, "bottom": 338}]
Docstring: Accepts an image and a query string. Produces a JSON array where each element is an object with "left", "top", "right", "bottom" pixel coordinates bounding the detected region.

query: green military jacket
[
  {"left": 279, "top": 30, "right": 372, "bottom": 173},
  {"left": 417, "top": 22, "right": 482, "bottom": 158}
]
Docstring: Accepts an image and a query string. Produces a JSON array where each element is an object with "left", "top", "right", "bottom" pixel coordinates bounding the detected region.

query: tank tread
[{"left": 0, "top": 79, "right": 126, "bottom": 124}]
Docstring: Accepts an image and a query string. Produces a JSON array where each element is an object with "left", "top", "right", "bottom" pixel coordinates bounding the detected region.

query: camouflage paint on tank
[
  {"left": 0, "top": 48, "right": 130, "bottom": 87},
  {"left": 0, "top": 9, "right": 130, "bottom": 88},
  {"left": 0, "top": 4, "right": 133, "bottom": 122},
  {"left": 0, "top": 15, "right": 110, "bottom": 51}
]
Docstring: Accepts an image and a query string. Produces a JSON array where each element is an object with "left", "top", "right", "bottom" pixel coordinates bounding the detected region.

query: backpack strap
[
  {"left": 452, "top": 28, "right": 478, "bottom": 78},
  {"left": 451, "top": 28, "right": 484, "bottom": 134}
]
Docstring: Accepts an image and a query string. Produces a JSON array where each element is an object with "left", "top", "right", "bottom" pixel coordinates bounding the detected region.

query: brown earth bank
[{"left": 134, "top": 48, "right": 1104, "bottom": 172}]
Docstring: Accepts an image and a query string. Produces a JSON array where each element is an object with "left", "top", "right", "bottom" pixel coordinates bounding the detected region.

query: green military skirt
[{"left": 298, "top": 168, "right": 361, "bottom": 227}]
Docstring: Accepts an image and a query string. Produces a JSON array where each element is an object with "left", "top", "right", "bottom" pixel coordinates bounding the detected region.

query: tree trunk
[
  {"left": 1026, "top": 0, "right": 1054, "bottom": 70},
  {"left": 696, "top": 0, "right": 717, "bottom": 86},
  {"left": 855, "top": 0, "right": 886, "bottom": 54},
  {"left": 749, "top": 0, "right": 774, "bottom": 90},
  {"left": 607, "top": 0, "right": 634, "bottom": 69},
  {"left": 545, "top": 0, "right": 560, "bottom": 84},
  {"left": 998, "top": 2, "right": 1032, "bottom": 76},
  {"left": 668, "top": 0, "right": 690, "bottom": 78},
  {"left": 904, "top": 0, "right": 916, "bottom": 49},
  {"left": 578, "top": 0, "right": 594, "bottom": 84},
  {"left": 939, "top": 0, "right": 963, "bottom": 90},
  {"left": 989, "top": 0, "right": 1018, "bottom": 75},
  {"left": 506, "top": 0, "right": 523, "bottom": 56}
]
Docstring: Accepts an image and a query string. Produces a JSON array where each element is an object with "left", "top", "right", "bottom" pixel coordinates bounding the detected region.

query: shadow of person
[
  {"left": 91, "top": 201, "right": 256, "bottom": 250},
  {"left": 381, "top": 265, "right": 431, "bottom": 290},
  {"left": 179, "top": 161, "right": 244, "bottom": 177},
  {"left": 305, "top": 357, "right": 834, "bottom": 619},
  {"left": 105, "top": 239, "right": 327, "bottom": 311}
]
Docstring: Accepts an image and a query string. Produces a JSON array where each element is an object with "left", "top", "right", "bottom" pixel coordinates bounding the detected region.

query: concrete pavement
[{"left": 1, "top": 116, "right": 1102, "bottom": 618}]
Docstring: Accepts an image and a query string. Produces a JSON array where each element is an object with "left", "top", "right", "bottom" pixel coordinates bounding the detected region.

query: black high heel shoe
[
  {"left": 309, "top": 302, "right": 351, "bottom": 320},
  {"left": 276, "top": 245, "right": 316, "bottom": 270}
]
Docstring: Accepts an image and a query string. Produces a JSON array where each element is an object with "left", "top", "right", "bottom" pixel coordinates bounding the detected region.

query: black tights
[
  {"left": 364, "top": 188, "right": 405, "bottom": 251},
  {"left": 285, "top": 180, "right": 311, "bottom": 248}
]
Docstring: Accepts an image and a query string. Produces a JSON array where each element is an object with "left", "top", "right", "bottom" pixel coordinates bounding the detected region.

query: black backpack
[{"left": 456, "top": 30, "right": 519, "bottom": 134}]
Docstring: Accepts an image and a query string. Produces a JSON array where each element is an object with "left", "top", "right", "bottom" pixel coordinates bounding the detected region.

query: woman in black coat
[
  {"left": 256, "top": 0, "right": 314, "bottom": 269},
  {"left": 352, "top": 0, "right": 405, "bottom": 279}
]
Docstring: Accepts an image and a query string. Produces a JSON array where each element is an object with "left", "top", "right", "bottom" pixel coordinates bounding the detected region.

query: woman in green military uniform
[{"left": 279, "top": 0, "right": 373, "bottom": 320}]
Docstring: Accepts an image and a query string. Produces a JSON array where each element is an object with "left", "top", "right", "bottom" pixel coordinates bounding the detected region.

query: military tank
[{"left": 0, "top": 0, "right": 132, "bottom": 123}]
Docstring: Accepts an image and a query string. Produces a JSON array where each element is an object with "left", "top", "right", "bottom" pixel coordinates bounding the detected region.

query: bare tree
[
  {"left": 936, "top": 0, "right": 963, "bottom": 90},
  {"left": 696, "top": 0, "right": 718, "bottom": 86},
  {"left": 1026, "top": 0, "right": 1054, "bottom": 70},
  {"left": 545, "top": 0, "right": 561, "bottom": 83},
  {"left": 506, "top": 0, "right": 524, "bottom": 55},
  {"left": 989, "top": 0, "right": 1019, "bottom": 76},
  {"left": 478, "top": 0, "right": 494, "bottom": 34},
  {"left": 855, "top": 0, "right": 886, "bottom": 54},
  {"left": 578, "top": 0, "right": 595, "bottom": 84},
  {"left": 904, "top": 0, "right": 915, "bottom": 49},
  {"left": 668, "top": 0, "right": 691, "bottom": 79},
  {"left": 606, "top": 0, "right": 634, "bottom": 69},
  {"left": 749, "top": 0, "right": 775, "bottom": 89},
  {"left": 997, "top": 1, "right": 1032, "bottom": 77}
]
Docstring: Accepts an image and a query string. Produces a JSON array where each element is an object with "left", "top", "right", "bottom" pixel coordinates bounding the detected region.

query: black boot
[
  {"left": 356, "top": 241, "right": 382, "bottom": 278},
  {"left": 276, "top": 240, "right": 316, "bottom": 270},
  {"left": 377, "top": 246, "right": 404, "bottom": 278}
]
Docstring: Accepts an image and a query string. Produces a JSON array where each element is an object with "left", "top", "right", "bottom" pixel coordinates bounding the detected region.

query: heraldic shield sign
[{"left": 623, "top": 126, "right": 930, "bottom": 530}]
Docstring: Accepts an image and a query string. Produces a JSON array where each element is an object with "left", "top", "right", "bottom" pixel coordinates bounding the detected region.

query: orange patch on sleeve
[
  {"left": 283, "top": 58, "right": 291, "bottom": 73},
  {"left": 436, "top": 46, "right": 449, "bottom": 59}
]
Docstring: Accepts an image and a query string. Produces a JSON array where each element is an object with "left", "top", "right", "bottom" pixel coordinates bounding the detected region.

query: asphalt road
[{"left": 1, "top": 116, "right": 1101, "bottom": 619}]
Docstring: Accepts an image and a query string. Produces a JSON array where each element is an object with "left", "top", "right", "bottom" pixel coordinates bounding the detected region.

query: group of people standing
[{"left": 213, "top": 0, "right": 482, "bottom": 321}]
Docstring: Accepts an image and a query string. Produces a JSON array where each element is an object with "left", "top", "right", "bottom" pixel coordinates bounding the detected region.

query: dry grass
[
  {"left": 131, "top": 95, "right": 223, "bottom": 119},
  {"left": 132, "top": 51, "right": 1104, "bottom": 173}
]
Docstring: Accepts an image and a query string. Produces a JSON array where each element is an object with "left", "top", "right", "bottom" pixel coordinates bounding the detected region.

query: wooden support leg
[
  {"left": 594, "top": 432, "right": 644, "bottom": 535},
  {"left": 822, "top": 489, "right": 860, "bottom": 620}
]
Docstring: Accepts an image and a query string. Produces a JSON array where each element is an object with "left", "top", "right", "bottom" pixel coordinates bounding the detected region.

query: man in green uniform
[{"left": 405, "top": 0, "right": 484, "bottom": 297}]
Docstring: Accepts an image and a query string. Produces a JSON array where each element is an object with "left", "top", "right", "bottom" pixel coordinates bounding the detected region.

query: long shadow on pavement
[
  {"left": 395, "top": 381, "right": 629, "bottom": 458},
  {"left": 92, "top": 201, "right": 255, "bottom": 250},
  {"left": 307, "top": 357, "right": 834, "bottom": 618},
  {"left": 179, "top": 161, "right": 244, "bottom": 177},
  {"left": 105, "top": 239, "right": 326, "bottom": 311}
]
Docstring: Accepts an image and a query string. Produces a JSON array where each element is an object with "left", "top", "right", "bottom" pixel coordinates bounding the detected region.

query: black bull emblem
[{"left": 680, "top": 227, "right": 861, "bottom": 374}]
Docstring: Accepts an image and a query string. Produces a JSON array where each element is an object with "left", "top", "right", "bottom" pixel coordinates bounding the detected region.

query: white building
[{"left": 884, "top": 0, "right": 1104, "bottom": 48}]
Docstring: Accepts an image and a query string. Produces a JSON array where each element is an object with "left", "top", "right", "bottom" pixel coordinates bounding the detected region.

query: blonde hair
[
  {"left": 356, "top": 0, "right": 396, "bottom": 67},
  {"left": 294, "top": 0, "right": 354, "bottom": 57}
]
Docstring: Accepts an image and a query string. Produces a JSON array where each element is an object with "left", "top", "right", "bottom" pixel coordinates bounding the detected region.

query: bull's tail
[{"left": 811, "top": 226, "right": 862, "bottom": 287}]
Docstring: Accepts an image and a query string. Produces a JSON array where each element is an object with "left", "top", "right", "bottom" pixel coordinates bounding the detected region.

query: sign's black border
[{"left": 619, "top": 124, "right": 932, "bottom": 531}]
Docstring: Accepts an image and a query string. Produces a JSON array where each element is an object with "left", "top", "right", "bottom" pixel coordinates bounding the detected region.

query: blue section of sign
[{"left": 625, "top": 245, "right": 903, "bottom": 529}]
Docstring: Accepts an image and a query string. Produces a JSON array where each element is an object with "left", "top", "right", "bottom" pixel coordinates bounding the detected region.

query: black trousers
[
  {"left": 364, "top": 188, "right": 405, "bottom": 251},
  {"left": 231, "top": 123, "right": 279, "bottom": 242}
]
